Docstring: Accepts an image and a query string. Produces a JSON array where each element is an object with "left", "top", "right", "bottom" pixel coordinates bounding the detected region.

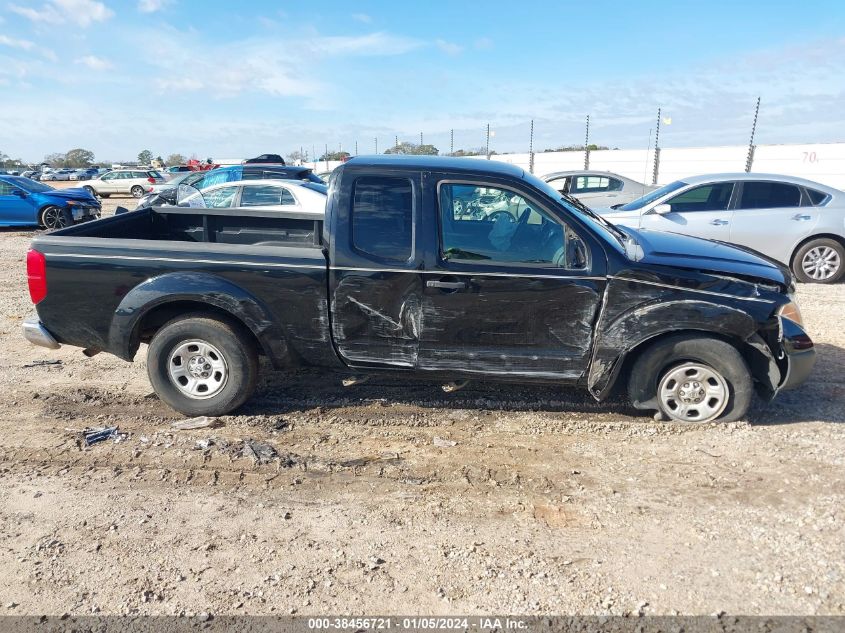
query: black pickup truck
[{"left": 23, "top": 156, "right": 814, "bottom": 423}]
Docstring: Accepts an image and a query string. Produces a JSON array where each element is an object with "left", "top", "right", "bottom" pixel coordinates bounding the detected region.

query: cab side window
[
  {"left": 664, "top": 183, "right": 733, "bottom": 212},
  {"left": 438, "top": 183, "right": 588, "bottom": 270}
]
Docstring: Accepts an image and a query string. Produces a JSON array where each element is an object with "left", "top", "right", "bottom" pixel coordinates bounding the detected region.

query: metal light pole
[
  {"left": 325, "top": 143, "right": 329, "bottom": 171},
  {"left": 529, "top": 119, "right": 535, "bottom": 174},
  {"left": 420, "top": 132, "right": 424, "bottom": 146},
  {"left": 395, "top": 135, "right": 399, "bottom": 152},
  {"left": 374, "top": 137, "right": 378, "bottom": 154},
  {"left": 745, "top": 96, "right": 761, "bottom": 173},
  {"left": 651, "top": 107, "right": 663, "bottom": 184},
  {"left": 584, "top": 115, "right": 590, "bottom": 169},
  {"left": 355, "top": 141, "right": 358, "bottom": 156},
  {"left": 485, "top": 123, "right": 491, "bottom": 159},
  {"left": 450, "top": 129, "right": 454, "bottom": 156}
]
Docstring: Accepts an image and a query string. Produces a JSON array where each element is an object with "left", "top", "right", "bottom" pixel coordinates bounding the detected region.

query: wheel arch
[
  {"left": 789, "top": 233, "right": 845, "bottom": 267},
  {"left": 106, "top": 272, "right": 293, "bottom": 368},
  {"left": 616, "top": 329, "right": 778, "bottom": 409}
]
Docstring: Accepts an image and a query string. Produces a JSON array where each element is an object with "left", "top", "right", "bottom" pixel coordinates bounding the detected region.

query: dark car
[
  {"left": 23, "top": 156, "right": 813, "bottom": 423},
  {"left": 0, "top": 175, "right": 100, "bottom": 229},
  {"left": 243, "top": 154, "right": 286, "bottom": 165}
]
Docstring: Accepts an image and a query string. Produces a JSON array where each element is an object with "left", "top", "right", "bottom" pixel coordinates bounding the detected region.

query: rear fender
[{"left": 107, "top": 272, "right": 290, "bottom": 365}]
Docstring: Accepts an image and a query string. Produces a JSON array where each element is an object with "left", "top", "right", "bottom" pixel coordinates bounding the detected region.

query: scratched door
[
  {"left": 417, "top": 181, "right": 606, "bottom": 380},
  {"left": 329, "top": 171, "right": 426, "bottom": 368}
]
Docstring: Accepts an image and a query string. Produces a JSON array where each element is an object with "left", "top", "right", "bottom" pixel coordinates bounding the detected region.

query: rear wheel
[
  {"left": 147, "top": 315, "right": 259, "bottom": 416},
  {"left": 39, "top": 206, "right": 72, "bottom": 230},
  {"left": 628, "top": 335, "right": 752, "bottom": 423},
  {"left": 130, "top": 185, "right": 145, "bottom": 198},
  {"left": 792, "top": 238, "right": 844, "bottom": 284}
]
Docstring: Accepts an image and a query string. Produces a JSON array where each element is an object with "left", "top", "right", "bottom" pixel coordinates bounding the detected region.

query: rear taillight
[
  {"left": 147, "top": 177, "right": 156, "bottom": 184},
  {"left": 27, "top": 249, "right": 47, "bottom": 304}
]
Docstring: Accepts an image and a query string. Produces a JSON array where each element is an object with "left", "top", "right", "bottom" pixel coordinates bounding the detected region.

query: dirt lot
[{"left": 0, "top": 193, "right": 843, "bottom": 616}]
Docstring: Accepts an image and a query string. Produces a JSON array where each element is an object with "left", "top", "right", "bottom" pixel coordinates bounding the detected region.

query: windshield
[
  {"left": 619, "top": 180, "right": 687, "bottom": 211},
  {"left": 523, "top": 172, "right": 631, "bottom": 249},
  {"left": 10, "top": 176, "right": 54, "bottom": 193}
]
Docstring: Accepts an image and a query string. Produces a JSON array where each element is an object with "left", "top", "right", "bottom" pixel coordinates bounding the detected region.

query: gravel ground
[{"left": 0, "top": 193, "right": 843, "bottom": 616}]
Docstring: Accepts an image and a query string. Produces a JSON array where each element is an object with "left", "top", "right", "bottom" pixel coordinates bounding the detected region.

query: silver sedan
[
  {"left": 597, "top": 173, "right": 845, "bottom": 283},
  {"left": 542, "top": 170, "right": 657, "bottom": 208}
]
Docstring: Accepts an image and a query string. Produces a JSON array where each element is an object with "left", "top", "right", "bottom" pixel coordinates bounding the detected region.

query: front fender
[
  {"left": 107, "top": 271, "right": 290, "bottom": 364},
  {"left": 588, "top": 297, "right": 759, "bottom": 399}
]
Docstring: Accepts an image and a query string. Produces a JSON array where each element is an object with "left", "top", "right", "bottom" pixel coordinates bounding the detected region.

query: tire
[
  {"left": 627, "top": 334, "right": 752, "bottom": 423},
  {"left": 792, "top": 238, "right": 845, "bottom": 284},
  {"left": 39, "top": 205, "right": 72, "bottom": 230},
  {"left": 147, "top": 314, "right": 259, "bottom": 417},
  {"left": 130, "top": 185, "right": 145, "bottom": 198},
  {"left": 82, "top": 185, "right": 97, "bottom": 197}
]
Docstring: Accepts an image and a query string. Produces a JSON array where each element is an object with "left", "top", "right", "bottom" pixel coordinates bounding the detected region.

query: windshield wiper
[{"left": 562, "top": 193, "right": 628, "bottom": 243}]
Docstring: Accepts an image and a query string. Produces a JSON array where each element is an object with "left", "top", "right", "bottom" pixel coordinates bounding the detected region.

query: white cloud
[
  {"left": 138, "top": 0, "right": 169, "bottom": 13},
  {"left": 352, "top": 13, "right": 372, "bottom": 24},
  {"left": 9, "top": 0, "right": 114, "bottom": 27},
  {"left": 0, "top": 35, "right": 35, "bottom": 50},
  {"left": 75, "top": 55, "right": 113, "bottom": 70},
  {"left": 436, "top": 39, "right": 463, "bottom": 56},
  {"left": 308, "top": 32, "right": 423, "bottom": 57}
]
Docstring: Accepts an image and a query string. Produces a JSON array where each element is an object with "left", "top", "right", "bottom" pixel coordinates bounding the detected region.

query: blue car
[{"left": 0, "top": 175, "right": 101, "bottom": 230}]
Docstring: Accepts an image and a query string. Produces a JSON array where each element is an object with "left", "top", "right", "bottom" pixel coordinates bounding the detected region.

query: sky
[{"left": 1, "top": 0, "right": 844, "bottom": 163}]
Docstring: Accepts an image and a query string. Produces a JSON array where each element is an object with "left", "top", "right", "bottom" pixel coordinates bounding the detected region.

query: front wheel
[
  {"left": 130, "top": 185, "right": 145, "bottom": 198},
  {"left": 792, "top": 238, "right": 844, "bottom": 284},
  {"left": 40, "top": 205, "right": 72, "bottom": 230},
  {"left": 82, "top": 185, "right": 97, "bottom": 197},
  {"left": 628, "top": 335, "right": 752, "bottom": 423},
  {"left": 147, "top": 315, "right": 259, "bottom": 416}
]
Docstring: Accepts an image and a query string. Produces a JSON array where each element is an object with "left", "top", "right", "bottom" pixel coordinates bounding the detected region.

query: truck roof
[{"left": 343, "top": 155, "right": 525, "bottom": 178}]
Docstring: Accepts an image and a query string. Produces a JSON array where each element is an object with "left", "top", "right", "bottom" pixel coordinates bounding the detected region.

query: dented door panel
[{"left": 418, "top": 273, "right": 604, "bottom": 378}]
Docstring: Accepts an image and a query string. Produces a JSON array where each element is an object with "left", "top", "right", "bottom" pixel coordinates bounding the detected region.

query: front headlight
[{"left": 778, "top": 301, "right": 804, "bottom": 327}]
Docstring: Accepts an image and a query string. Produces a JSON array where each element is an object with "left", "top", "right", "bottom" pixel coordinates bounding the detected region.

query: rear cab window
[
  {"left": 351, "top": 176, "right": 413, "bottom": 262},
  {"left": 805, "top": 188, "right": 830, "bottom": 206}
]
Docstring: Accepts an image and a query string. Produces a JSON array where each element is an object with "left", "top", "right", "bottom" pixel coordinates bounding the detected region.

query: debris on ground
[
  {"left": 22, "top": 359, "right": 62, "bottom": 368},
  {"left": 66, "top": 426, "right": 128, "bottom": 447},
  {"left": 171, "top": 416, "right": 223, "bottom": 430},
  {"left": 194, "top": 438, "right": 215, "bottom": 451},
  {"left": 242, "top": 439, "right": 279, "bottom": 464},
  {"left": 433, "top": 436, "right": 458, "bottom": 448}
]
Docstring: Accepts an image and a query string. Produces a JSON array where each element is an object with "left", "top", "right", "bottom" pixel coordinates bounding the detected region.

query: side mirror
[{"left": 653, "top": 203, "right": 672, "bottom": 215}]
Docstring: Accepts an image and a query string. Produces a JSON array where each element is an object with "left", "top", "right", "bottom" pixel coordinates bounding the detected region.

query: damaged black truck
[{"left": 24, "top": 156, "right": 815, "bottom": 423}]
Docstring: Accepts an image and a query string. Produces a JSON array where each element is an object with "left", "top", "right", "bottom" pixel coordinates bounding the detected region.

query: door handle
[
  {"left": 792, "top": 214, "right": 812, "bottom": 221},
  {"left": 709, "top": 219, "right": 729, "bottom": 226},
  {"left": 426, "top": 279, "right": 467, "bottom": 290}
]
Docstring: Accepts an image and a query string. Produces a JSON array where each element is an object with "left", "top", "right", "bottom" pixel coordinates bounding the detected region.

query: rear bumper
[
  {"left": 23, "top": 317, "right": 61, "bottom": 350},
  {"left": 778, "top": 318, "right": 815, "bottom": 391}
]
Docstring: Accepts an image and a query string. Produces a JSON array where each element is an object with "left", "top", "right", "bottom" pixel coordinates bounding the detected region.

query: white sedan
[
  {"left": 178, "top": 179, "right": 327, "bottom": 216},
  {"left": 542, "top": 170, "right": 657, "bottom": 208}
]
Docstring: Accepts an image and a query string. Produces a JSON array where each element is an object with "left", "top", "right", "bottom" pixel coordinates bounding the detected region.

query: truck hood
[{"left": 622, "top": 227, "right": 791, "bottom": 287}]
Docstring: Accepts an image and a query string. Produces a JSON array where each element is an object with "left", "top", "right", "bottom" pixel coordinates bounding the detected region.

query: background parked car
[
  {"left": 69, "top": 168, "right": 99, "bottom": 181},
  {"left": 598, "top": 173, "right": 845, "bottom": 283},
  {"left": 177, "top": 179, "right": 327, "bottom": 215},
  {"left": 42, "top": 169, "right": 76, "bottom": 182},
  {"left": 0, "top": 174, "right": 101, "bottom": 229},
  {"left": 134, "top": 171, "right": 208, "bottom": 208},
  {"left": 82, "top": 169, "right": 166, "bottom": 198},
  {"left": 542, "top": 170, "right": 657, "bottom": 208}
]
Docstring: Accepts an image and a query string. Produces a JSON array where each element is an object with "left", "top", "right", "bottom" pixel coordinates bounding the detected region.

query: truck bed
[
  {"left": 31, "top": 206, "right": 337, "bottom": 369},
  {"left": 56, "top": 206, "right": 324, "bottom": 248}
]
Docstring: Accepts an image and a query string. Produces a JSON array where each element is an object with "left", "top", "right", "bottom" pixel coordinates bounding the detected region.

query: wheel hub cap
[
  {"left": 802, "top": 246, "right": 841, "bottom": 280},
  {"left": 658, "top": 363, "right": 729, "bottom": 423},
  {"left": 168, "top": 340, "right": 228, "bottom": 399}
]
